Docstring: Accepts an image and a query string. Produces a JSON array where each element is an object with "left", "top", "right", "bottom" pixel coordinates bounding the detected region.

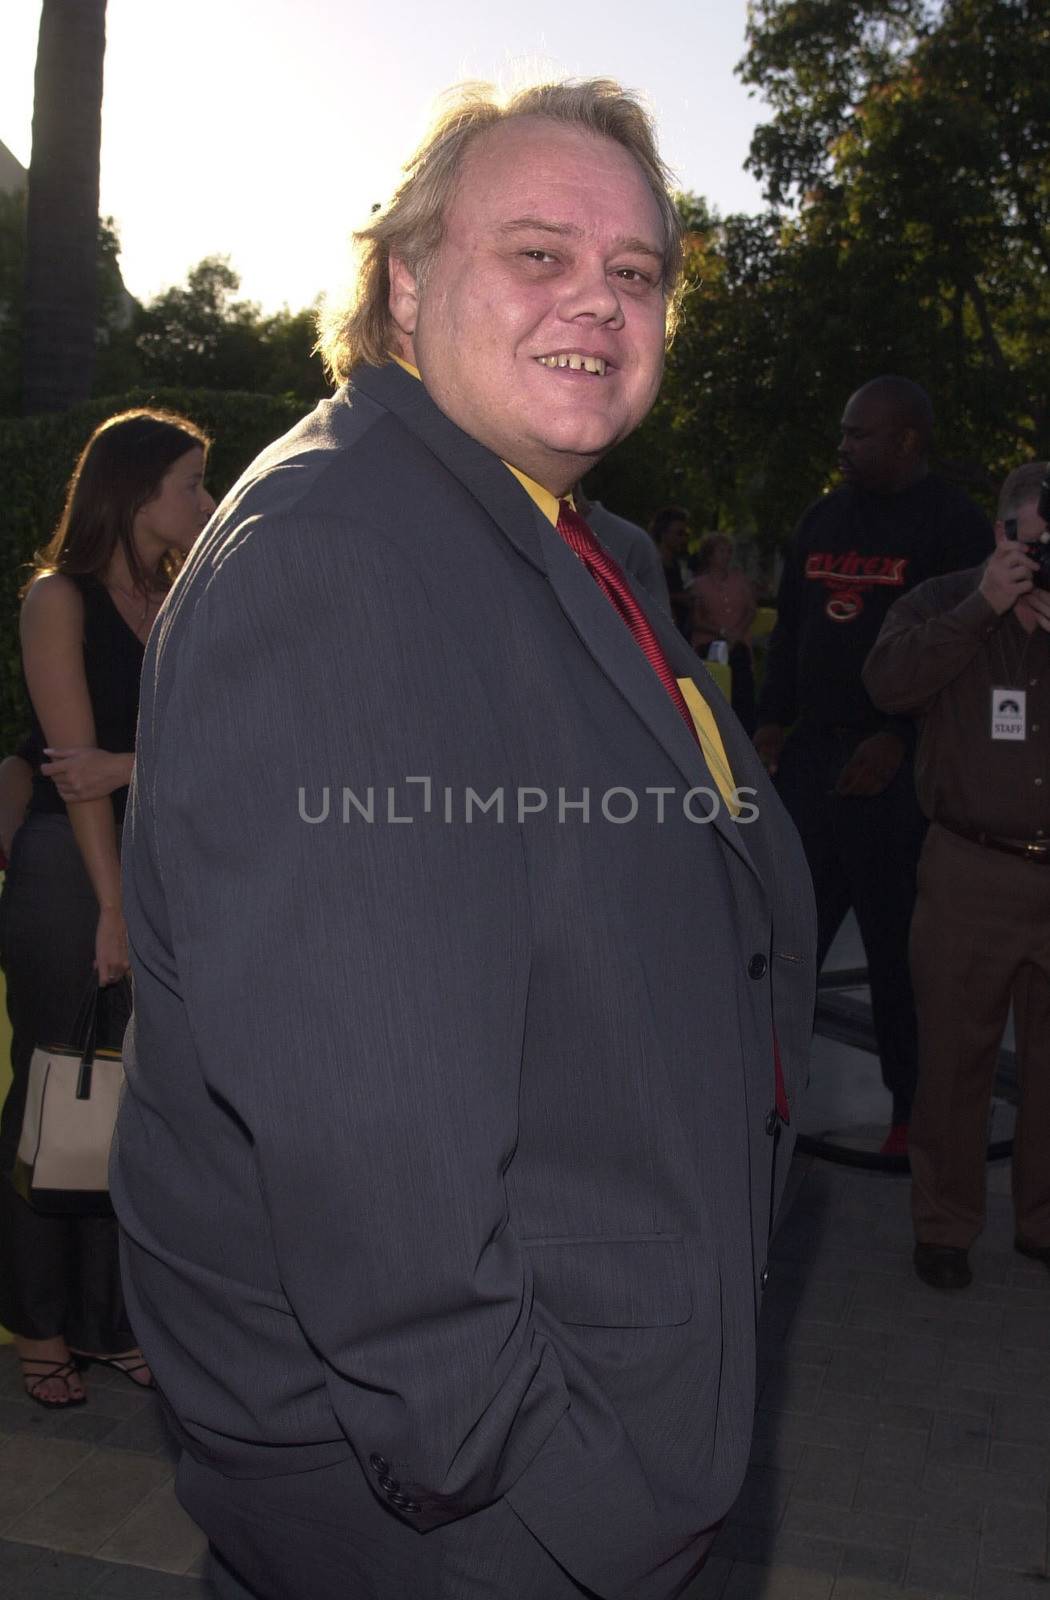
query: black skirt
[{"left": 0, "top": 813, "right": 132, "bottom": 1348}]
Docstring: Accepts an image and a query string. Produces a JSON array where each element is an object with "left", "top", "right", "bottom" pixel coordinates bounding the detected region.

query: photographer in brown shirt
[{"left": 864, "top": 461, "right": 1050, "bottom": 1291}]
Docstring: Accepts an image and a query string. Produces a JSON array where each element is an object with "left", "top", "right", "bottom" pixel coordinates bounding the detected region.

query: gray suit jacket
[{"left": 113, "top": 362, "right": 815, "bottom": 1597}]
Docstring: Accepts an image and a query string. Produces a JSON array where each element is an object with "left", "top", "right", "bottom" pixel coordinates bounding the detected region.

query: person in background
[
  {"left": 864, "top": 461, "right": 1050, "bottom": 1291},
  {"left": 649, "top": 504, "right": 693, "bottom": 634},
  {"left": 754, "top": 376, "right": 994, "bottom": 1155},
  {"left": 0, "top": 408, "right": 214, "bottom": 1407},
  {"left": 690, "top": 532, "right": 758, "bottom": 732},
  {"left": 574, "top": 485, "right": 671, "bottom": 618}
]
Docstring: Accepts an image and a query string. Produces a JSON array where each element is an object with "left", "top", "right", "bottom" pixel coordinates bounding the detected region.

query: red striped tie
[
  {"left": 557, "top": 501, "right": 790, "bottom": 1125},
  {"left": 556, "top": 501, "right": 698, "bottom": 745}
]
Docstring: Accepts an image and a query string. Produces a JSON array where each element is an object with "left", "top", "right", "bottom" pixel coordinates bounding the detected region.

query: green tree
[
  {"left": 132, "top": 255, "right": 327, "bottom": 399},
  {"left": 739, "top": 0, "right": 1050, "bottom": 476},
  {"left": 254, "top": 305, "right": 329, "bottom": 400},
  {"left": 133, "top": 256, "right": 266, "bottom": 390}
]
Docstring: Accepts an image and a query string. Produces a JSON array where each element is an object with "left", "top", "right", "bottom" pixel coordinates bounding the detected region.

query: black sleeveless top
[{"left": 25, "top": 574, "right": 146, "bottom": 826}]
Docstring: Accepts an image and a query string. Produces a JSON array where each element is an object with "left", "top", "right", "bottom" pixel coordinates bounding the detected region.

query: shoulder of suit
[
  {"left": 200, "top": 381, "right": 453, "bottom": 558},
  {"left": 589, "top": 503, "right": 649, "bottom": 540}
]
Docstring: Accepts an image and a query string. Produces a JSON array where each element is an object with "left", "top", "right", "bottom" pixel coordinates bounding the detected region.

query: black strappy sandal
[
  {"left": 71, "top": 1351, "right": 156, "bottom": 1391},
  {"left": 20, "top": 1357, "right": 88, "bottom": 1409}
]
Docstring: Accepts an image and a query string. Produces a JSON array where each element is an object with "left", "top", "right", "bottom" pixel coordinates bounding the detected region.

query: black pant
[
  {"left": 727, "top": 643, "right": 756, "bottom": 735},
  {"left": 0, "top": 814, "right": 132, "bottom": 1350},
  {"left": 774, "top": 723, "right": 925, "bottom": 1123}
]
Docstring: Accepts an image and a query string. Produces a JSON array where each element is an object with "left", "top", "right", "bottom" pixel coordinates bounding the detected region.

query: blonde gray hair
[
  {"left": 998, "top": 461, "right": 1048, "bottom": 520},
  {"left": 317, "top": 78, "right": 684, "bottom": 380}
]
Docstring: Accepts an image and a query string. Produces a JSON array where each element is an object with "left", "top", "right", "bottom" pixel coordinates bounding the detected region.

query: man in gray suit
[{"left": 113, "top": 80, "right": 815, "bottom": 1600}]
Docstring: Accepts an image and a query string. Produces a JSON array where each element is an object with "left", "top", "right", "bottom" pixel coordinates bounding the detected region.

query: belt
[{"left": 939, "top": 820, "right": 1050, "bottom": 863}]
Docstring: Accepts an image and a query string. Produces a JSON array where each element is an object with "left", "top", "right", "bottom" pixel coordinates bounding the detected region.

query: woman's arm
[
  {"left": 20, "top": 575, "right": 129, "bottom": 982},
  {"left": 41, "top": 747, "right": 134, "bottom": 802}
]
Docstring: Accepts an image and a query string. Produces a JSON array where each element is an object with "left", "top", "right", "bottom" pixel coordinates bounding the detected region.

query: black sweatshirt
[{"left": 757, "top": 474, "right": 994, "bottom": 731}]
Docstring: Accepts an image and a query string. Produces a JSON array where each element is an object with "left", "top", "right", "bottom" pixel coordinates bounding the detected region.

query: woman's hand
[
  {"left": 95, "top": 905, "right": 130, "bottom": 985},
  {"left": 42, "top": 747, "right": 133, "bottom": 802}
]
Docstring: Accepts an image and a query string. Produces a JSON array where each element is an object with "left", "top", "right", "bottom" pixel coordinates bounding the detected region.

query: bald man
[{"left": 754, "top": 377, "right": 993, "bottom": 1153}]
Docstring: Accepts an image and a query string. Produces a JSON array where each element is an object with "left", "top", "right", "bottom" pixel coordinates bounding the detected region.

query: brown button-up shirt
[{"left": 863, "top": 565, "right": 1050, "bottom": 839}]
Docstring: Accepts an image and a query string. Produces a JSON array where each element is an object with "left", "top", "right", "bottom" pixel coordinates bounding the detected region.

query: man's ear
[
  {"left": 896, "top": 425, "right": 919, "bottom": 459},
  {"left": 388, "top": 254, "right": 419, "bottom": 339},
  {"left": 993, "top": 519, "right": 1008, "bottom": 546}
]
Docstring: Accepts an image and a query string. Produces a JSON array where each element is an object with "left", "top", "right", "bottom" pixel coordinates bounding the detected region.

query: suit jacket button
[
  {"left": 765, "top": 1108, "right": 779, "bottom": 1136},
  {"left": 379, "top": 1475, "right": 399, "bottom": 1492},
  {"left": 369, "top": 1454, "right": 388, "bottom": 1475},
  {"left": 403, "top": 1501, "right": 422, "bottom": 1514},
  {"left": 760, "top": 1265, "right": 770, "bottom": 1290},
  {"left": 748, "top": 953, "right": 768, "bottom": 980}
]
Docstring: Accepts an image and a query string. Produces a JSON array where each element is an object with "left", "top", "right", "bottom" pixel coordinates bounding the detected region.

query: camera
[{"left": 1005, "top": 470, "right": 1050, "bottom": 591}]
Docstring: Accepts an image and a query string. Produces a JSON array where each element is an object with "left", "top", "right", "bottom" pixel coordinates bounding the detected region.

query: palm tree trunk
[{"left": 22, "top": 0, "right": 108, "bottom": 413}]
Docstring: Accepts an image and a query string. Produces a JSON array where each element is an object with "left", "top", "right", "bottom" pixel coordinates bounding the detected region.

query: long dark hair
[{"left": 27, "top": 408, "right": 210, "bottom": 598}]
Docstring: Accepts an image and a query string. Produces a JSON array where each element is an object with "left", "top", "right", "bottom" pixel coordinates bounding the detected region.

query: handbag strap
[
  {"left": 72, "top": 976, "right": 130, "bottom": 1100},
  {"left": 69, "top": 977, "right": 101, "bottom": 1066},
  {"left": 70, "top": 974, "right": 132, "bottom": 1067}
]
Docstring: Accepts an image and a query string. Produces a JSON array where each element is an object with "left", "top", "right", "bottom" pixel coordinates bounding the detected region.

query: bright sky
[{"left": 1, "top": 0, "right": 769, "bottom": 315}]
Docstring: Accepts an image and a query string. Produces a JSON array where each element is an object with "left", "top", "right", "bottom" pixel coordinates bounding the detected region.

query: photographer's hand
[
  {"left": 979, "top": 541, "right": 1038, "bottom": 614},
  {"left": 1026, "top": 587, "right": 1050, "bottom": 633}
]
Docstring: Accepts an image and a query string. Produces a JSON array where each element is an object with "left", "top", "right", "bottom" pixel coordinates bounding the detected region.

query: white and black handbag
[{"left": 14, "top": 979, "right": 129, "bottom": 1216}]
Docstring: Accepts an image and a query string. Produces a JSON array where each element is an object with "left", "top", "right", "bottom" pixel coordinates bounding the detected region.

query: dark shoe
[
  {"left": 20, "top": 1358, "right": 88, "bottom": 1409},
  {"left": 913, "top": 1243, "right": 972, "bottom": 1291},
  {"left": 1015, "top": 1236, "right": 1050, "bottom": 1269}
]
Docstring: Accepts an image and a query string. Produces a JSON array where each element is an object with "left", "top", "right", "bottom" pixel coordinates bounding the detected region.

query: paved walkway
[
  {"left": 703, "top": 1154, "right": 1050, "bottom": 1600},
  {"left": 0, "top": 1152, "right": 1047, "bottom": 1598}
]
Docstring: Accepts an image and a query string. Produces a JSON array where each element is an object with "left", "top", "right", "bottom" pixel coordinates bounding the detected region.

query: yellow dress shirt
[{"left": 391, "top": 360, "right": 737, "bottom": 810}]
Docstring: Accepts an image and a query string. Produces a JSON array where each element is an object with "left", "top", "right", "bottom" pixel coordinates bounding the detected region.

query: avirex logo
[{"left": 804, "top": 551, "right": 910, "bottom": 622}]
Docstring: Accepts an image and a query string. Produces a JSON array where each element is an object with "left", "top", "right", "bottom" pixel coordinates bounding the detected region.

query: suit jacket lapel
[{"left": 350, "top": 364, "right": 760, "bottom": 881}]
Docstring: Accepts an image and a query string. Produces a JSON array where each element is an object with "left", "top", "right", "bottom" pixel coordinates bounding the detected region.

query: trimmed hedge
[{"left": 0, "top": 387, "right": 307, "bottom": 751}]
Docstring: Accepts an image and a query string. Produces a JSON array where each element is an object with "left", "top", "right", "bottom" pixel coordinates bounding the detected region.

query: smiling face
[{"left": 388, "top": 116, "right": 669, "bottom": 494}]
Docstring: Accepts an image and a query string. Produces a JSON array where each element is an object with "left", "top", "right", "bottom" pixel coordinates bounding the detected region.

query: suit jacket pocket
[{"left": 523, "top": 1235, "right": 692, "bottom": 1328}]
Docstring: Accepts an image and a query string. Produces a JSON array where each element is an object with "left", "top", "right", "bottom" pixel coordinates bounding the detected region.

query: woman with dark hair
[{"left": 0, "top": 408, "right": 213, "bottom": 1406}]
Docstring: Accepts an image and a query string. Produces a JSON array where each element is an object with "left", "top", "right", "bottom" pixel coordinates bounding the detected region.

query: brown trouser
[{"left": 910, "top": 824, "right": 1050, "bottom": 1250}]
